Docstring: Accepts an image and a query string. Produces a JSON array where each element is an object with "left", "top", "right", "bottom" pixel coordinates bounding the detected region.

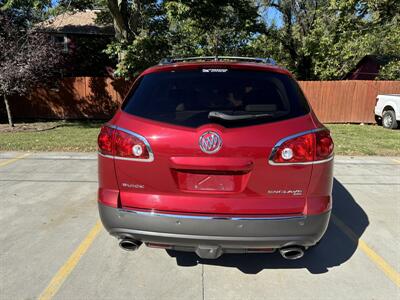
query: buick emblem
[{"left": 199, "top": 131, "right": 222, "bottom": 154}]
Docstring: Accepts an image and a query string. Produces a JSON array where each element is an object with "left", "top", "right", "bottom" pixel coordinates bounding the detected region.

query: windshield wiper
[{"left": 208, "top": 111, "right": 273, "bottom": 121}]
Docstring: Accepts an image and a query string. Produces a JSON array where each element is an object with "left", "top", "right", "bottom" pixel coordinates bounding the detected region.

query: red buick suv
[{"left": 98, "top": 56, "right": 334, "bottom": 260}]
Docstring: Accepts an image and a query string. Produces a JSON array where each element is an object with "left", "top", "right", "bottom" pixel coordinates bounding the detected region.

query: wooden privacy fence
[
  {"left": 299, "top": 80, "right": 400, "bottom": 123},
  {"left": 1, "top": 78, "right": 400, "bottom": 123},
  {"left": 4, "top": 77, "right": 131, "bottom": 120}
]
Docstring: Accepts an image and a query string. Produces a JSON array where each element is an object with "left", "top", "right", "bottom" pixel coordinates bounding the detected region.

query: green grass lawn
[
  {"left": 327, "top": 124, "right": 400, "bottom": 156},
  {"left": 0, "top": 122, "right": 102, "bottom": 152},
  {"left": 0, "top": 122, "right": 399, "bottom": 155}
]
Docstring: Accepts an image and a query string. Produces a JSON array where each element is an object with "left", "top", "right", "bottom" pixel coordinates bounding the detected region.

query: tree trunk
[
  {"left": 3, "top": 94, "right": 14, "bottom": 127},
  {"left": 107, "top": 0, "right": 130, "bottom": 41}
]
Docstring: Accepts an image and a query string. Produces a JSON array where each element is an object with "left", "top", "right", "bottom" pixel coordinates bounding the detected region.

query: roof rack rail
[{"left": 159, "top": 56, "right": 277, "bottom": 65}]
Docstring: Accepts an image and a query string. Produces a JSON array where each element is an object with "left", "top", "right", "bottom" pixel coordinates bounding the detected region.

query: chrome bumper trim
[{"left": 120, "top": 208, "right": 305, "bottom": 221}]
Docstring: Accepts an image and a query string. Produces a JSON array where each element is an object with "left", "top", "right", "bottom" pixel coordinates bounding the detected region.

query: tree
[
  {"left": 103, "top": 0, "right": 262, "bottom": 78},
  {"left": 309, "top": 0, "right": 400, "bottom": 80},
  {"left": 104, "top": 0, "right": 169, "bottom": 78},
  {"left": 48, "top": 0, "right": 109, "bottom": 17},
  {"left": 245, "top": 0, "right": 325, "bottom": 79},
  {"left": 0, "top": 11, "right": 62, "bottom": 127},
  {"left": 0, "top": 0, "right": 52, "bottom": 23},
  {"left": 56, "top": 0, "right": 100, "bottom": 11},
  {"left": 164, "top": 0, "right": 262, "bottom": 57},
  {"left": 251, "top": 0, "right": 400, "bottom": 80},
  {"left": 106, "top": 0, "right": 130, "bottom": 41}
]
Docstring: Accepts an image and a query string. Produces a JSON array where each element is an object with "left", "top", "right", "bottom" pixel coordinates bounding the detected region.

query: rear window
[{"left": 122, "top": 69, "right": 310, "bottom": 128}]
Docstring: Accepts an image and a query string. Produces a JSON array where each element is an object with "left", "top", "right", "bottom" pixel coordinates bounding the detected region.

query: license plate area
[{"left": 173, "top": 170, "right": 250, "bottom": 193}]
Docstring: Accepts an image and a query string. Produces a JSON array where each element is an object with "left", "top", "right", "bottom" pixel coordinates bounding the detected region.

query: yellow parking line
[
  {"left": 38, "top": 220, "right": 102, "bottom": 300},
  {"left": 331, "top": 214, "right": 400, "bottom": 287},
  {"left": 0, "top": 153, "right": 30, "bottom": 167},
  {"left": 392, "top": 159, "right": 400, "bottom": 164}
]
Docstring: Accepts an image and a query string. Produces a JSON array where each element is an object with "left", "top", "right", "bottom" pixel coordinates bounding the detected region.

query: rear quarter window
[{"left": 122, "top": 69, "right": 310, "bottom": 128}]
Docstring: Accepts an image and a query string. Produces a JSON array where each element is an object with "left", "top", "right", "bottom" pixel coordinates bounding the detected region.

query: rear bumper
[{"left": 99, "top": 203, "right": 330, "bottom": 252}]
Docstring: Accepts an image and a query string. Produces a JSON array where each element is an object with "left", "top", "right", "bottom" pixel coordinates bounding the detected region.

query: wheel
[
  {"left": 374, "top": 115, "right": 382, "bottom": 126},
  {"left": 382, "top": 110, "right": 398, "bottom": 129}
]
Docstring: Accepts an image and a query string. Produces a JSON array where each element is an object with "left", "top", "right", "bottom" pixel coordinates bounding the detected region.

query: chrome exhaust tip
[
  {"left": 279, "top": 246, "right": 304, "bottom": 260},
  {"left": 119, "top": 238, "right": 142, "bottom": 251}
]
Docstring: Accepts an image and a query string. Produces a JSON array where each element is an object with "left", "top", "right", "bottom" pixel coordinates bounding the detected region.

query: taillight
[
  {"left": 270, "top": 129, "right": 333, "bottom": 164},
  {"left": 315, "top": 130, "right": 334, "bottom": 160},
  {"left": 114, "top": 129, "right": 150, "bottom": 159},
  {"left": 98, "top": 126, "right": 114, "bottom": 156},
  {"left": 98, "top": 125, "right": 153, "bottom": 161},
  {"left": 273, "top": 133, "right": 314, "bottom": 163}
]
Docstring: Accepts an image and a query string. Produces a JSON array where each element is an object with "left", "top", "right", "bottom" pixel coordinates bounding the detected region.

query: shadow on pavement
[{"left": 167, "top": 178, "right": 369, "bottom": 274}]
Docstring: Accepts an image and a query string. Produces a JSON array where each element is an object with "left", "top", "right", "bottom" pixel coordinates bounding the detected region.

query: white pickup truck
[{"left": 374, "top": 94, "right": 400, "bottom": 129}]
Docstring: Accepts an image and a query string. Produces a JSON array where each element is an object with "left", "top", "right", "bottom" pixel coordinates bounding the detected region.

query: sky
[{"left": 261, "top": 7, "right": 284, "bottom": 27}]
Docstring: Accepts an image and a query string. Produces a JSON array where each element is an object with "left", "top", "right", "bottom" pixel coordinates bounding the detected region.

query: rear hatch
[{"left": 113, "top": 67, "right": 315, "bottom": 216}]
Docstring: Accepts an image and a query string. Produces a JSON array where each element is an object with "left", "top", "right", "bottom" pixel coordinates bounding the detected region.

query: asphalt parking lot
[{"left": 0, "top": 152, "right": 399, "bottom": 300}]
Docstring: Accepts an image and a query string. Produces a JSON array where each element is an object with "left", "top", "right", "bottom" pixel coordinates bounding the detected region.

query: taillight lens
[
  {"left": 114, "top": 129, "right": 150, "bottom": 159},
  {"left": 98, "top": 126, "right": 114, "bottom": 155},
  {"left": 273, "top": 133, "right": 315, "bottom": 163},
  {"left": 271, "top": 129, "right": 333, "bottom": 164},
  {"left": 98, "top": 125, "right": 152, "bottom": 161},
  {"left": 315, "top": 130, "right": 334, "bottom": 160}
]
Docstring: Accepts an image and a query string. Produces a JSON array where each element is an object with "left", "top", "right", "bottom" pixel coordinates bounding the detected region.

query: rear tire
[{"left": 382, "top": 110, "right": 398, "bottom": 129}]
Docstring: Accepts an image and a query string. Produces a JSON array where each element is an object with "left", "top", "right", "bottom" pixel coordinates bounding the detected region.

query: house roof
[{"left": 37, "top": 10, "right": 114, "bottom": 35}]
